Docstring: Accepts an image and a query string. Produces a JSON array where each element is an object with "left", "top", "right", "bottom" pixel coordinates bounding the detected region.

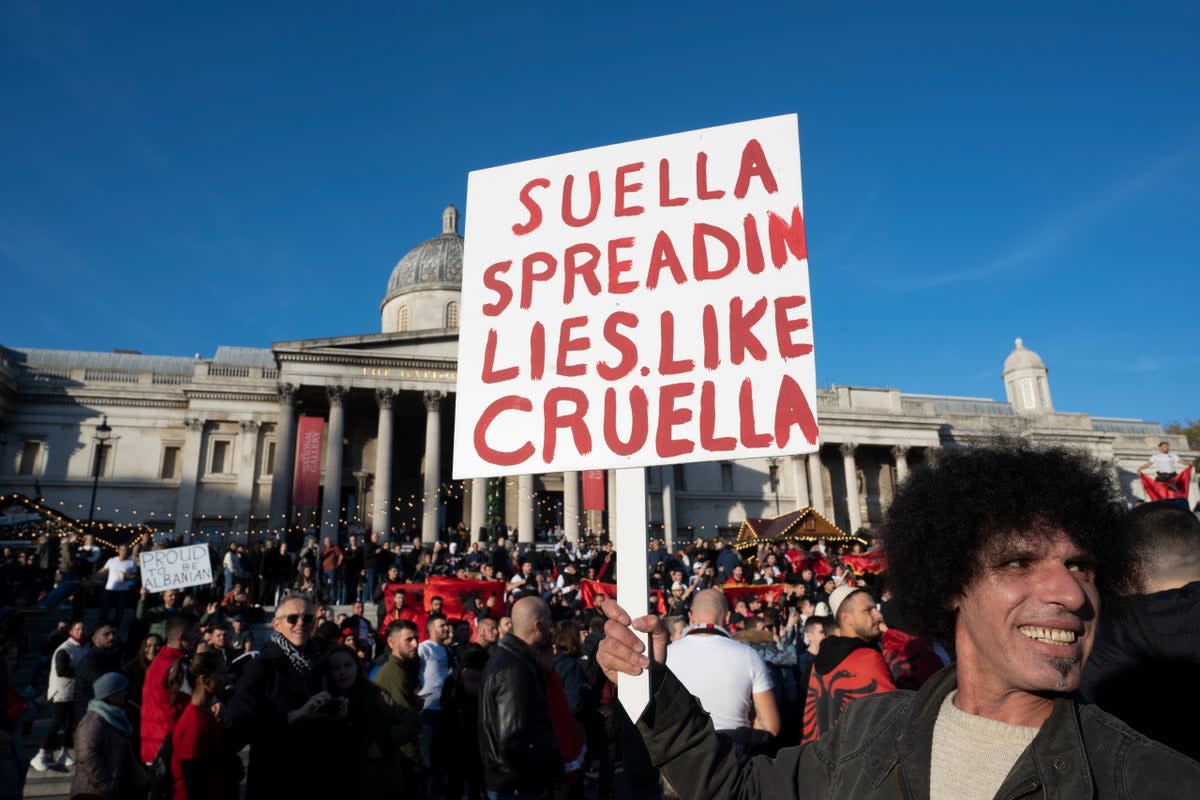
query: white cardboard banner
[
  {"left": 453, "top": 114, "right": 818, "bottom": 479},
  {"left": 139, "top": 544, "right": 213, "bottom": 593}
]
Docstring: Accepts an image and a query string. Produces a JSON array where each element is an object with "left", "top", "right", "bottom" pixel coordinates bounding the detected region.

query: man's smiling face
[{"left": 954, "top": 524, "right": 1099, "bottom": 698}]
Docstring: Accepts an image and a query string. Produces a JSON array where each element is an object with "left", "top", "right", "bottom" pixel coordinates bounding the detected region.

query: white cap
[{"left": 828, "top": 585, "right": 859, "bottom": 618}]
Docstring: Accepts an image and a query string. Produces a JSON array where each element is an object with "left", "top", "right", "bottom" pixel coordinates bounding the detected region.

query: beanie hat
[
  {"left": 92, "top": 672, "right": 129, "bottom": 702},
  {"left": 828, "top": 585, "right": 859, "bottom": 618}
]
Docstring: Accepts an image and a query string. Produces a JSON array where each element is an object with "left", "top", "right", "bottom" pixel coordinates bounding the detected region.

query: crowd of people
[{"left": 0, "top": 440, "right": 1196, "bottom": 799}]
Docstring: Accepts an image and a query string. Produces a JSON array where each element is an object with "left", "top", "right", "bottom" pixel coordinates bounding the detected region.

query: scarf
[
  {"left": 87, "top": 699, "right": 132, "bottom": 736},
  {"left": 543, "top": 667, "right": 586, "bottom": 781},
  {"left": 271, "top": 632, "right": 319, "bottom": 679}
]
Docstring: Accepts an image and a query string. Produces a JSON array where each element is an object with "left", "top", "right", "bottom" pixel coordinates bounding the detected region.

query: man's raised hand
[{"left": 595, "top": 598, "right": 669, "bottom": 685}]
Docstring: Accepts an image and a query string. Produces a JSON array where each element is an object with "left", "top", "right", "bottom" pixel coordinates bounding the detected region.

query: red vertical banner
[
  {"left": 582, "top": 469, "right": 606, "bottom": 511},
  {"left": 293, "top": 416, "right": 324, "bottom": 507}
]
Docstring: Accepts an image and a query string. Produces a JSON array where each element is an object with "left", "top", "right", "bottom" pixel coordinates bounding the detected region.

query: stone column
[
  {"left": 421, "top": 390, "right": 445, "bottom": 543},
  {"left": 268, "top": 383, "right": 297, "bottom": 531},
  {"left": 807, "top": 451, "right": 826, "bottom": 515},
  {"left": 174, "top": 417, "right": 206, "bottom": 541},
  {"left": 236, "top": 420, "right": 260, "bottom": 535},
  {"left": 841, "top": 442, "right": 862, "bottom": 534},
  {"left": 319, "top": 386, "right": 347, "bottom": 538},
  {"left": 562, "top": 470, "right": 580, "bottom": 544},
  {"left": 791, "top": 454, "right": 810, "bottom": 509},
  {"left": 372, "top": 389, "right": 395, "bottom": 540},
  {"left": 470, "top": 477, "right": 487, "bottom": 542},
  {"left": 891, "top": 445, "right": 910, "bottom": 485},
  {"left": 517, "top": 474, "right": 534, "bottom": 544},
  {"left": 660, "top": 466, "right": 677, "bottom": 550}
]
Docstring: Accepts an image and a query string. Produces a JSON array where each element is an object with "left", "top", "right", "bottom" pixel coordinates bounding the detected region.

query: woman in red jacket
[{"left": 170, "top": 650, "right": 231, "bottom": 800}]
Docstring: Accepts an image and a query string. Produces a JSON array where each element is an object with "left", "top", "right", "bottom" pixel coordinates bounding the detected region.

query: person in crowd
[
  {"left": 136, "top": 587, "right": 182, "bottom": 640},
  {"left": 227, "top": 615, "right": 253, "bottom": 655},
  {"left": 1081, "top": 501, "right": 1200, "bottom": 761},
  {"left": 551, "top": 620, "right": 593, "bottom": 800},
  {"left": 800, "top": 584, "right": 895, "bottom": 743},
  {"left": 31, "top": 619, "right": 88, "bottom": 771},
  {"left": 342, "top": 599, "right": 375, "bottom": 643},
  {"left": 73, "top": 623, "right": 123, "bottom": 730},
  {"left": 123, "top": 633, "right": 162, "bottom": 755},
  {"left": 141, "top": 614, "right": 199, "bottom": 764},
  {"left": 94, "top": 544, "right": 137, "bottom": 627},
  {"left": 473, "top": 616, "right": 500, "bottom": 654},
  {"left": 169, "top": 649, "right": 232, "bottom": 800},
  {"left": 667, "top": 589, "right": 780, "bottom": 757},
  {"left": 1138, "top": 440, "right": 1186, "bottom": 483},
  {"left": 322, "top": 643, "right": 420, "bottom": 797},
  {"left": 291, "top": 564, "right": 325, "bottom": 604},
  {"left": 795, "top": 615, "right": 832, "bottom": 693},
  {"left": 223, "top": 594, "right": 328, "bottom": 799},
  {"left": 320, "top": 536, "right": 344, "bottom": 603},
  {"left": 372, "top": 620, "right": 422, "bottom": 783},
  {"left": 480, "top": 596, "right": 567, "bottom": 799},
  {"left": 596, "top": 442, "right": 1200, "bottom": 799},
  {"left": 70, "top": 672, "right": 136, "bottom": 800},
  {"left": 342, "top": 533, "right": 365, "bottom": 606},
  {"left": 417, "top": 612, "right": 453, "bottom": 792}
]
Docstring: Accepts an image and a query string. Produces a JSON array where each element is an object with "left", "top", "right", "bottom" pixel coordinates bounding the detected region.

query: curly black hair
[{"left": 882, "top": 440, "right": 1130, "bottom": 642}]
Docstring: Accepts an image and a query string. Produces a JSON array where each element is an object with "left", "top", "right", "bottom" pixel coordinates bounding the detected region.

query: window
[
  {"left": 210, "top": 440, "right": 230, "bottom": 474},
  {"left": 720, "top": 462, "right": 734, "bottom": 492},
  {"left": 446, "top": 301, "right": 459, "bottom": 328},
  {"left": 95, "top": 443, "right": 113, "bottom": 477},
  {"left": 18, "top": 441, "right": 41, "bottom": 475},
  {"left": 672, "top": 464, "right": 687, "bottom": 491},
  {"left": 160, "top": 446, "right": 181, "bottom": 480},
  {"left": 1021, "top": 378, "right": 1036, "bottom": 409},
  {"left": 399, "top": 306, "right": 409, "bottom": 332},
  {"left": 261, "top": 440, "right": 276, "bottom": 476}
]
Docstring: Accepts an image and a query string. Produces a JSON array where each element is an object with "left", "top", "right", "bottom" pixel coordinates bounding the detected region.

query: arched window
[
  {"left": 446, "top": 301, "right": 459, "bottom": 329},
  {"left": 1021, "top": 378, "right": 1036, "bottom": 409},
  {"left": 399, "top": 306, "right": 409, "bottom": 332}
]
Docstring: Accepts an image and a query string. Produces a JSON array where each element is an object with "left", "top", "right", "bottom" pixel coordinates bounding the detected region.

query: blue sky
[{"left": 2, "top": 2, "right": 1196, "bottom": 426}]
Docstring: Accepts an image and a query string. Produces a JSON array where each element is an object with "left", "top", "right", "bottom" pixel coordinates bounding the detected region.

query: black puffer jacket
[{"left": 479, "top": 633, "right": 564, "bottom": 794}]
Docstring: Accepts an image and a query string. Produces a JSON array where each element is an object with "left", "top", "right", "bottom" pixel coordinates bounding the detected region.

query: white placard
[
  {"left": 453, "top": 114, "right": 818, "bottom": 479},
  {"left": 139, "top": 545, "right": 213, "bottom": 593},
  {"left": 615, "top": 467, "right": 651, "bottom": 721}
]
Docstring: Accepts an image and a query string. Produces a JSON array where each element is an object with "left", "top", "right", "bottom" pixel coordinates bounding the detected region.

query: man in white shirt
[
  {"left": 666, "top": 588, "right": 780, "bottom": 756},
  {"left": 417, "top": 613, "right": 454, "bottom": 792},
  {"left": 96, "top": 544, "right": 137, "bottom": 627},
  {"left": 1139, "top": 441, "right": 1184, "bottom": 482}
]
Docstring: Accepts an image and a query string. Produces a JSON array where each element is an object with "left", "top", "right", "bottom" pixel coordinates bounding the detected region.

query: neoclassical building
[{"left": 1, "top": 206, "right": 1195, "bottom": 546}]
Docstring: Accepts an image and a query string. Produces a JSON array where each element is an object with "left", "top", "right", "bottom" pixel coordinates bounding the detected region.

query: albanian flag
[
  {"left": 842, "top": 551, "right": 888, "bottom": 575},
  {"left": 1141, "top": 466, "right": 1192, "bottom": 502},
  {"left": 425, "top": 575, "right": 506, "bottom": 621},
  {"left": 720, "top": 584, "right": 785, "bottom": 608},
  {"left": 580, "top": 578, "right": 665, "bottom": 614}
]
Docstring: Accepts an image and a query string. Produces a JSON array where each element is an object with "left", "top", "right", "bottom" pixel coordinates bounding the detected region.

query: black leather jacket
[
  {"left": 479, "top": 633, "right": 564, "bottom": 794},
  {"left": 639, "top": 664, "right": 1200, "bottom": 799}
]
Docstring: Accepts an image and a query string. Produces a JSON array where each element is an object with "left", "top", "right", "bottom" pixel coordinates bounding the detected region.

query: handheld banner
[{"left": 139, "top": 545, "right": 213, "bottom": 593}]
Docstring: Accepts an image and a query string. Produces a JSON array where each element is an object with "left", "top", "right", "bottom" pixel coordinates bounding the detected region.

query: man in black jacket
[
  {"left": 224, "top": 594, "right": 339, "bottom": 799},
  {"left": 1081, "top": 501, "right": 1200, "bottom": 761},
  {"left": 598, "top": 443, "right": 1200, "bottom": 799},
  {"left": 479, "top": 596, "right": 564, "bottom": 799},
  {"left": 72, "top": 623, "right": 123, "bottom": 725}
]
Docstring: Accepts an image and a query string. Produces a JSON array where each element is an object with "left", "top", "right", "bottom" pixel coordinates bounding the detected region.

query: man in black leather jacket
[
  {"left": 598, "top": 443, "right": 1200, "bottom": 799},
  {"left": 479, "top": 596, "right": 563, "bottom": 799}
]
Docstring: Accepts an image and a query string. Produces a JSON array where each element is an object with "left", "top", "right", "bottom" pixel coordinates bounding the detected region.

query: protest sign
[
  {"left": 452, "top": 114, "right": 817, "bottom": 479},
  {"left": 139, "top": 544, "right": 213, "bottom": 593}
]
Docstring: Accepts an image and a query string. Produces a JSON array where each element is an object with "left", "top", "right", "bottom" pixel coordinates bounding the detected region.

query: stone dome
[
  {"left": 382, "top": 205, "right": 463, "bottom": 305},
  {"left": 1003, "top": 338, "right": 1046, "bottom": 373}
]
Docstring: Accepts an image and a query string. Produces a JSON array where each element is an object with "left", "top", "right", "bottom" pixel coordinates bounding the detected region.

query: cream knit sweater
[{"left": 930, "top": 691, "right": 1040, "bottom": 800}]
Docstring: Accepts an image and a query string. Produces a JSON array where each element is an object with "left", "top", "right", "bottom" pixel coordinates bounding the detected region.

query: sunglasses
[{"left": 280, "top": 613, "right": 315, "bottom": 626}]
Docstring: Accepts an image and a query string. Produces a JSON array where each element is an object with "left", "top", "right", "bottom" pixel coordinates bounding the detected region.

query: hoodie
[{"left": 801, "top": 635, "right": 895, "bottom": 744}]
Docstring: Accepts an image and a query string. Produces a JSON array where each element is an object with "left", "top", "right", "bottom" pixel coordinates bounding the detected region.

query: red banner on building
[
  {"left": 292, "top": 416, "right": 324, "bottom": 507},
  {"left": 582, "top": 470, "right": 605, "bottom": 511}
]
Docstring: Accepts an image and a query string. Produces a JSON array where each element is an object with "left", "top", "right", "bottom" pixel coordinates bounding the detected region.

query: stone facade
[{"left": 1, "top": 208, "right": 1195, "bottom": 546}]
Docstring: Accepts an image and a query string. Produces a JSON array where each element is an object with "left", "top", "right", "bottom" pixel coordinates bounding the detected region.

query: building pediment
[{"left": 273, "top": 330, "right": 461, "bottom": 364}]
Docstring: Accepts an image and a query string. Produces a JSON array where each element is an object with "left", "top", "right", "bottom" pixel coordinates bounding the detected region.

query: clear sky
[{"left": 2, "top": 2, "right": 1196, "bottom": 426}]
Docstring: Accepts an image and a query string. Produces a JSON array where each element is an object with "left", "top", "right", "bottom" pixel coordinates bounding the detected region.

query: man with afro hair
[{"left": 597, "top": 440, "right": 1200, "bottom": 799}]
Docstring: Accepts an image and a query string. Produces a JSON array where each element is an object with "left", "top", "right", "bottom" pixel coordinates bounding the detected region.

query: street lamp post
[{"left": 86, "top": 415, "right": 113, "bottom": 531}]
